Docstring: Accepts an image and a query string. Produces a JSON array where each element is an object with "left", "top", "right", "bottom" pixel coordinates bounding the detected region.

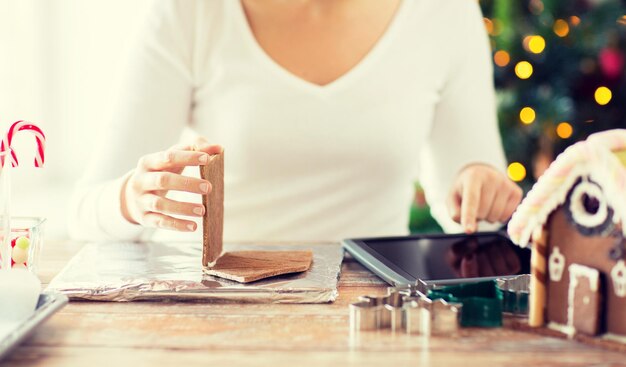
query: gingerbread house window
[{"left": 565, "top": 178, "right": 614, "bottom": 237}]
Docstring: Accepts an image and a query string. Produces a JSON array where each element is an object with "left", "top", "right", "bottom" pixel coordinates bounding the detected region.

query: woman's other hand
[
  {"left": 447, "top": 164, "right": 523, "bottom": 234},
  {"left": 121, "top": 137, "right": 223, "bottom": 232}
]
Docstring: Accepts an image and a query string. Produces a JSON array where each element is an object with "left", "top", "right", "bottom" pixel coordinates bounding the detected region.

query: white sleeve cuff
[{"left": 96, "top": 172, "right": 145, "bottom": 241}]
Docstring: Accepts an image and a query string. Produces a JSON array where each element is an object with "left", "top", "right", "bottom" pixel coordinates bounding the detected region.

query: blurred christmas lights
[
  {"left": 507, "top": 162, "right": 527, "bottom": 182},
  {"left": 519, "top": 107, "right": 536, "bottom": 124},
  {"left": 515, "top": 61, "right": 534, "bottom": 79},
  {"left": 553, "top": 19, "right": 570, "bottom": 37},
  {"left": 494, "top": 50, "right": 510, "bottom": 67},
  {"left": 556, "top": 122, "right": 573, "bottom": 139},
  {"left": 528, "top": 35, "right": 546, "bottom": 54},
  {"left": 594, "top": 86, "right": 613, "bottom": 105}
]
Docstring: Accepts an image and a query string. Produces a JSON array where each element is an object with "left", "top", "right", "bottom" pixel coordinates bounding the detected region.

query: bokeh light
[
  {"left": 484, "top": 18, "right": 494, "bottom": 35},
  {"left": 519, "top": 107, "right": 536, "bottom": 124},
  {"left": 570, "top": 16, "right": 581, "bottom": 26},
  {"left": 507, "top": 162, "right": 527, "bottom": 182},
  {"left": 556, "top": 122, "right": 573, "bottom": 139},
  {"left": 594, "top": 86, "right": 612, "bottom": 105},
  {"left": 515, "top": 61, "right": 534, "bottom": 79},
  {"left": 553, "top": 19, "right": 570, "bottom": 37},
  {"left": 494, "top": 50, "right": 510, "bottom": 67},
  {"left": 529, "top": 0, "right": 544, "bottom": 15},
  {"left": 528, "top": 35, "right": 546, "bottom": 54}
]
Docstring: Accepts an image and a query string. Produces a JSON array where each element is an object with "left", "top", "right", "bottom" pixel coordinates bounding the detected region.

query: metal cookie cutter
[
  {"left": 350, "top": 280, "right": 461, "bottom": 336},
  {"left": 429, "top": 299, "right": 462, "bottom": 335},
  {"left": 351, "top": 288, "right": 401, "bottom": 330},
  {"left": 402, "top": 295, "right": 432, "bottom": 335},
  {"left": 496, "top": 274, "right": 530, "bottom": 316}
]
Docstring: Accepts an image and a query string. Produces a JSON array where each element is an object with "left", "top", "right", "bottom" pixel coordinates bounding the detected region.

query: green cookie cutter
[{"left": 428, "top": 280, "right": 503, "bottom": 327}]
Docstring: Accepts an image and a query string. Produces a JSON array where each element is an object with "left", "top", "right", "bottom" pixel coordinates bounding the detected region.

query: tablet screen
[{"left": 363, "top": 234, "right": 531, "bottom": 281}]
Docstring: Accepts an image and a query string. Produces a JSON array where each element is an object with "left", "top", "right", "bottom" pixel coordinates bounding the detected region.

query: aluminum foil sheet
[{"left": 46, "top": 242, "right": 343, "bottom": 303}]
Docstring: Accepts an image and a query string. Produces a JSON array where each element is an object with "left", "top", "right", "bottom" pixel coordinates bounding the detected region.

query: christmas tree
[
  {"left": 410, "top": 0, "right": 626, "bottom": 233},
  {"left": 483, "top": 0, "right": 626, "bottom": 188}
]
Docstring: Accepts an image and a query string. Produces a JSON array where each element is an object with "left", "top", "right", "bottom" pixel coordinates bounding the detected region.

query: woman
[{"left": 68, "top": 0, "right": 522, "bottom": 242}]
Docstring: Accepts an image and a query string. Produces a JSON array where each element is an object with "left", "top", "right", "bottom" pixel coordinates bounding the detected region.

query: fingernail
[
  {"left": 200, "top": 183, "right": 210, "bottom": 193},
  {"left": 187, "top": 224, "right": 195, "bottom": 231},
  {"left": 193, "top": 207, "right": 204, "bottom": 215},
  {"left": 199, "top": 154, "right": 208, "bottom": 163}
]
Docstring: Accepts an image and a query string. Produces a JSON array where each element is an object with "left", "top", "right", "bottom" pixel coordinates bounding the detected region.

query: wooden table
[{"left": 2, "top": 240, "right": 625, "bottom": 367}]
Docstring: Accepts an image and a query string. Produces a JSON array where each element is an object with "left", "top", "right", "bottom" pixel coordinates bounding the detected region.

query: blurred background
[
  {"left": 410, "top": 0, "right": 626, "bottom": 233},
  {"left": 0, "top": 0, "right": 624, "bottom": 237},
  {"left": 0, "top": 0, "right": 150, "bottom": 237}
]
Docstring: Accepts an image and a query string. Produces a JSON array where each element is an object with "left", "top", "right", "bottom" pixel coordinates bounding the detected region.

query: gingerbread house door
[{"left": 567, "top": 264, "right": 602, "bottom": 336}]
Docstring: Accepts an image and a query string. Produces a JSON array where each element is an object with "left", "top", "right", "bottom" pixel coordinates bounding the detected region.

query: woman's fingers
[
  {"left": 486, "top": 184, "right": 508, "bottom": 223},
  {"left": 139, "top": 150, "right": 210, "bottom": 171},
  {"left": 477, "top": 184, "right": 497, "bottom": 220},
  {"left": 141, "top": 212, "right": 198, "bottom": 232},
  {"left": 450, "top": 164, "right": 524, "bottom": 232},
  {"left": 137, "top": 172, "right": 212, "bottom": 194},
  {"left": 194, "top": 141, "right": 223, "bottom": 155},
  {"left": 501, "top": 184, "right": 523, "bottom": 221},
  {"left": 120, "top": 137, "right": 222, "bottom": 228},
  {"left": 460, "top": 177, "right": 481, "bottom": 233},
  {"left": 140, "top": 194, "right": 205, "bottom": 217},
  {"left": 137, "top": 141, "right": 223, "bottom": 172},
  {"left": 481, "top": 181, "right": 523, "bottom": 223}
]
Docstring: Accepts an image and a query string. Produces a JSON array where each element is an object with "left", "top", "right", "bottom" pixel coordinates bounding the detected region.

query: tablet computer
[{"left": 342, "top": 231, "right": 531, "bottom": 287}]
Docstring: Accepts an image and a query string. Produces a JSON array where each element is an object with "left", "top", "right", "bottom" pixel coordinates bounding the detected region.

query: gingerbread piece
[
  {"left": 200, "top": 153, "right": 224, "bottom": 267},
  {"left": 204, "top": 250, "right": 313, "bottom": 283}
]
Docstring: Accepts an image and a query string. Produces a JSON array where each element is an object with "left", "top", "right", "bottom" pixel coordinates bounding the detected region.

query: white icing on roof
[{"left": 508, "top": 129, "right": 626, "bottom": 247}]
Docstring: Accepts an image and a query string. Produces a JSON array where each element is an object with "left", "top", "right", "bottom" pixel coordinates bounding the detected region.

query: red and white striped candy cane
[{"left": 0, "top": 121, "right": 46, "bottom": 168}]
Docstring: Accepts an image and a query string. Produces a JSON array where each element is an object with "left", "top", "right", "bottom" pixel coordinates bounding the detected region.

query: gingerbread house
[{"left": 508, "top": 129, "right": 626, "bottom": 342}]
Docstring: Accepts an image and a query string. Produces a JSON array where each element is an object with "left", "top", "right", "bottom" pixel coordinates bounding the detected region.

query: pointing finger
[{"left": 461, "top": 179, "right": 481, "bottom": 234}]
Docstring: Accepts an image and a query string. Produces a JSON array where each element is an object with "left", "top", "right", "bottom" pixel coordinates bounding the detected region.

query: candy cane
[{"left": 0, "top": 121, "right": 46, "bottom": 168}]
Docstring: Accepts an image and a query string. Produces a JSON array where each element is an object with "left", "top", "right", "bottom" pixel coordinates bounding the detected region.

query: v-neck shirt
[{"left": 69, "top": 0, "right": 507, "bottom": 242}]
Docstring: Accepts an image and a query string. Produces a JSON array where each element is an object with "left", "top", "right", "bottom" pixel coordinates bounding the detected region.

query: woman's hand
[
  {"left": 121, "top": 137, "right": 223, "bottom": 232},
  {"left": 447, "top": 164, "right": 523, "bottom": 234}
]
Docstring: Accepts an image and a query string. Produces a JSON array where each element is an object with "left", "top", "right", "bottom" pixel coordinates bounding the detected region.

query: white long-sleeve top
[{"left": 68, "top": 0, "right": 506, "bottom": 243}]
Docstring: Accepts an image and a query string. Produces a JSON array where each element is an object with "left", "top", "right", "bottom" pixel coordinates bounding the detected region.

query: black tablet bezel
[{"left": 342, "top": 231, "right": 519, "bottom": 287}]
